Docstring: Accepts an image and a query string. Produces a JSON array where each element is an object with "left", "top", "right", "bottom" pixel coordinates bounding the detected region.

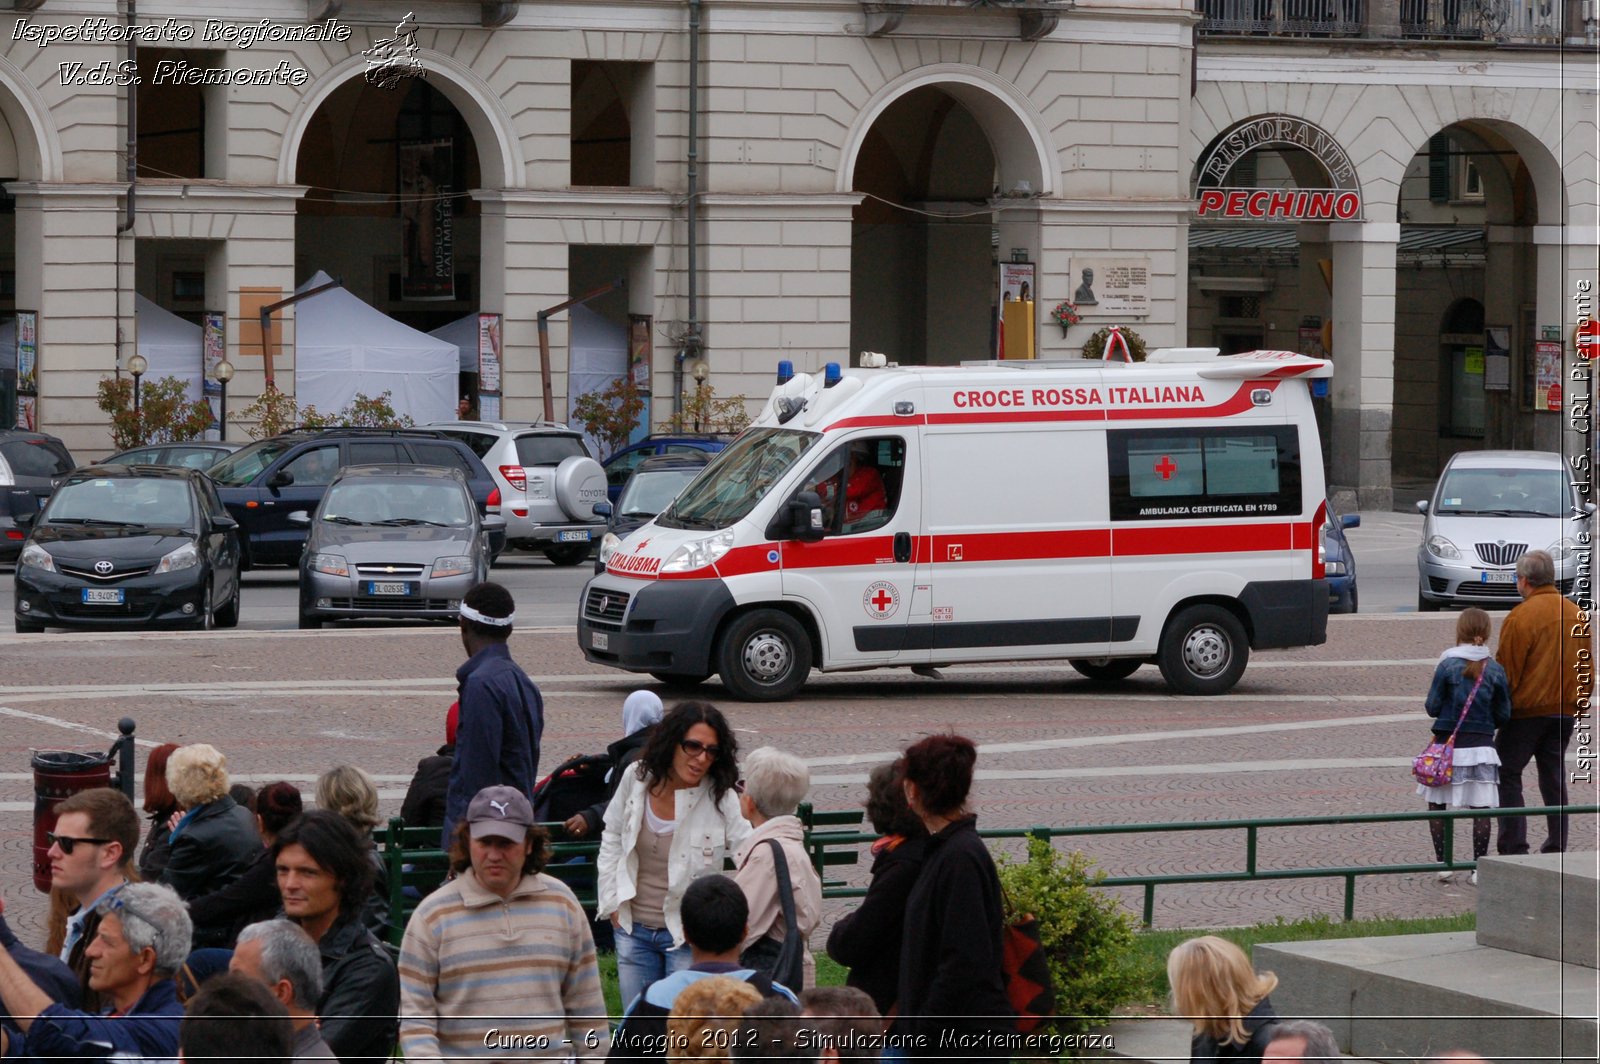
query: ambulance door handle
[{"left": 893, "top": 531, "right": 911, "bottom": 563}]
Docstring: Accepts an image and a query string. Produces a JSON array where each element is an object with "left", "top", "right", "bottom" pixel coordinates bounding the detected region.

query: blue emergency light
[
  {"left": 776, "top": 360, "right": 793, "bottom": 384},
  {"left": 823, "top": 362, "right": 842, "bottom": 387},
  {"left": 1311, "top": 379, "right": 1329, "bottom": 398}
]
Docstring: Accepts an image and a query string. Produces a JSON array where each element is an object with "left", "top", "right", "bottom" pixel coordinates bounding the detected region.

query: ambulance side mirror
[{"left": 783, "top": 491, "right": 826, "bottom": 542}]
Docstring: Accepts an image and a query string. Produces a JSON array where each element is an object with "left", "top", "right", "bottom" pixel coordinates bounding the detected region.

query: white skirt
[{"left": 1415, "top": 743, "right": 1502, "bottom": 808}]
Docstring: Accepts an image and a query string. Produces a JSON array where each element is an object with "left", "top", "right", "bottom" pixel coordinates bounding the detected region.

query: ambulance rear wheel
[
  {"left": 1158, "top": 605, "right": 1248, "bottom": 696},
  {"left": 1069, "top": 658, "right": 1143, "bottom": 683},
  {"left": 717, "top": 609, "right": 812, "bottom": 702}
]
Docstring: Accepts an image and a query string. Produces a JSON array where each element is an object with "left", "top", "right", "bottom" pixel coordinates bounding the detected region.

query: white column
[{"left": 1328, "top": 220, "right": 1399, "bottom": 511}]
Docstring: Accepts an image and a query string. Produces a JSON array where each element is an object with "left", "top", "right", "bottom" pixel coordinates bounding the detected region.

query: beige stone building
[{"left": 1, "top": 0, "right": 1594, "bottom": 508}]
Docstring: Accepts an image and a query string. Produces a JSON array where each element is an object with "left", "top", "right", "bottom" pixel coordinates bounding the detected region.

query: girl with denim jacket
[{"left": 1420, "top": 607, "right": 1513, "bottom": 880}]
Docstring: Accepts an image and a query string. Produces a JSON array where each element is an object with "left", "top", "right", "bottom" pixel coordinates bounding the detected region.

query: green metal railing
[{"left": 800, "top": 803, "right": 1600, "bottom": 926}]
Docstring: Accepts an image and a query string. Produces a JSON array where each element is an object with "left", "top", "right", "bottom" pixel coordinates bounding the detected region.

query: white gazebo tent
[
  {"left": 293, "top": 271, "right": 457, "bottom": 424},
  {"left": 429, "top": 313, "right": 480, "bottom": 374},
  {"left": 134, "top": 295, "right": 204, "bottom": 402}
]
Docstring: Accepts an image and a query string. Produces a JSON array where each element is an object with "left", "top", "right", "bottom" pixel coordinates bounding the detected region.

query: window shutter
[{"left": 1428, "top": 134, "right": 1451, "bottom": 203}]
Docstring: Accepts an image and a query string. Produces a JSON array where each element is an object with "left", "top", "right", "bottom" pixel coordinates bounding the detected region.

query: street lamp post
[
  {"left": 691, "top": 360, "right": 708, "bottom": 432},
  {"left": 127, "top": 354, "right": 148, "bottom": 444},
  {"left": 213, "top": 360, "right": 234, "bottom": 440}
]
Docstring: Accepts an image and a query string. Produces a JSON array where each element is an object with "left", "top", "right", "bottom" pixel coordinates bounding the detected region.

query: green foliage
[
  {"left": 996, "top": 835, "right": 1145, "bottom": 1038},
  {"left": 240, "top": 386, "right": 412, "bottom": 439},
  {"left": 659, "top": 382, "right": 752, "bottom": 435},
  {"left": 572, "top": 375, "right": 646, "bottom": 459},
  {"left": 96, "top": 375, "right": 214, "bottom": 451},
  {"left": 1081, "top": 326, "right": 1148, "bottom": 362}
]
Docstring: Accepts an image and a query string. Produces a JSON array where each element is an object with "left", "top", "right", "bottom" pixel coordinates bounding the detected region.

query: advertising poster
[
  {"left": 477, "top": 313, "right": 502, "bottom": 395},
  {"left": 15, "top": 310, "right": 36, "bottom": 429},
  {"left": 629, "top": 314, "right": 653, "bottom": 446},
  {"left": 1068, "top": 257, "right": 1151, "bottom": 317},
  {"left": 1535, "top": 340, "right": 1562, "bottom": 412},
  {"left": 1484, "top": 326, "right": 1510, "bottom": 391},
  {"left": 997, "top": 262, "right": 1035, "bottom": 360},
  {"left": 399, "top": 140, "right": 455, "bottom": 300},
  {"left": 203, "top": 312, "right": 226, "bottom": 440}
]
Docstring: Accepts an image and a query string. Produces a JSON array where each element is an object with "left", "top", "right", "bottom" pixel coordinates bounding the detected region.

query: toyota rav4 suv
[{"left": 423, "top": 420, "right": 608, "bottom": 565}]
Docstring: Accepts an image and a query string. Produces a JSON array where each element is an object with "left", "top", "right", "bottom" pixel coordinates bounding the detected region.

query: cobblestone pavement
[{"left": 2, "top": 612, "right": 1595, "bottom": 944}]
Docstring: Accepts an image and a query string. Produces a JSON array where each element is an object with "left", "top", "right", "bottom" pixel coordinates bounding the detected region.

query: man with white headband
[{"left": 441, "top": 582, "right": 545, "bottom": 846}]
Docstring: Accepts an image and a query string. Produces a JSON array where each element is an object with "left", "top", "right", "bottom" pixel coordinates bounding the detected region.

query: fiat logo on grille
[
  {"left": 94, "top": 560, "right": 114, "bottom": 575},
  {"left": 597, "top": 595, "right": 611, "bottom": 613}
]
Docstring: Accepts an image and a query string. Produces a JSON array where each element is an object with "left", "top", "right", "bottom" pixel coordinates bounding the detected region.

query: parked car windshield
[
  {"left": 46, "top": 477, "right": 195, "bottom": 527},
  {"left": 658, "top": 428, "right": 819, "bottom": 530},
  {"left": 321, "top": 479, "right": 473, "bottom": 526},
  {"left": 1435, "top": 466, "right": 1569, "bottom": 518},
  {"left": 618, "top": 467, "right": 704, "bottom": 518},
  {"left": 515, "top": 435, "right": 587, "bottom": 466},
  {"left": 209, "top": 440, "right": 296, "bottom": 486}
]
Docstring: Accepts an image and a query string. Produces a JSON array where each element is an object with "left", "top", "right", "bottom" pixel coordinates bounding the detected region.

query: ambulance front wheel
[
  {"left": 1158, "top": 605, "right": 1248, "bottom": 696},
  {"left": 717, "top": 609, "right": 813, "bottom": 702}
]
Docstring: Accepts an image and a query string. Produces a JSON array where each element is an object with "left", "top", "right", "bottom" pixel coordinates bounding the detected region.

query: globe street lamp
[
  {"left": 127, "top": 354, "right": 148, "bottom": 443},
  {"left": 213, "top": 359, "right": 235, "bottom": 440}
]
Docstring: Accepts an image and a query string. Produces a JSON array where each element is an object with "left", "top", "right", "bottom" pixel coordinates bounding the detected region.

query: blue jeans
[{"left": 615, "top": 921, "right": 691, "bottom": 1010}]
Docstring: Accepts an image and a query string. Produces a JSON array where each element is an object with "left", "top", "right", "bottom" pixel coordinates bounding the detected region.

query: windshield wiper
[
  {"left": 322, "top": 515, "right": 364, "bottom": 525},
  {"left": 372, "top": 517, "right": 449, "bottom": 527},
  {"left": 48, "top": 517, "right": 140, "bottom": 527},
  {"left": 622, "top": 510, "right": 658, "bottom": 519},
  {"left": 1477, "top": 509, "right": 1559, "bottom": 518}
]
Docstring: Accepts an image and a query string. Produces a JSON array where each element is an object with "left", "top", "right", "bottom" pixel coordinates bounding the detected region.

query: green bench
[{"left": 381, "top": 804, "right": 871, "bottom": 948}]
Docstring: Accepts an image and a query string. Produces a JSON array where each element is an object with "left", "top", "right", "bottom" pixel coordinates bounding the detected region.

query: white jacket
[{"left": 596, "top": 769, "right": 751, "bottom": 946}]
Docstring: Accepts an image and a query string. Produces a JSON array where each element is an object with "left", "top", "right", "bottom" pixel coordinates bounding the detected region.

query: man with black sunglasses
[
  {"left": 46, "top": 789, "right": 139, "bottom": 1012},
  {"left": 0, "top": 882, "right": 189, "bottom": 1063}
]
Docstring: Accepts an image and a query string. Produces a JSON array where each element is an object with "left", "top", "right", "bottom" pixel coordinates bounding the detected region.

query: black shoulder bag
[{"left": 737, "top": 838, "right": 806, "bottom": 990}]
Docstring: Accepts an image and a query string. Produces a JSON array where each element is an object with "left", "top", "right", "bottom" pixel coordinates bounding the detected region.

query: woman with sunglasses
[{"left": 597, "top": 701, "right": 751, "bottom": 1010}]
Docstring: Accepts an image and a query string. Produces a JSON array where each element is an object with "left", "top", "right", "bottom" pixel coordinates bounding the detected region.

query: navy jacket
[
  {"left": 442, "top": 642, "right": 544, "bottom": 844},
  {"left": 0, "top": 913, "right": 80, "bottom": 1037},
  {"left": 1425, "top": 656, "right": 1513, "bottom": 742},
  {"left": 10, "top": 977, "right": 181, "bottom": 1064},
  {"left": 1190, "top": 997, "right": 1279, "bottom": 1062}
]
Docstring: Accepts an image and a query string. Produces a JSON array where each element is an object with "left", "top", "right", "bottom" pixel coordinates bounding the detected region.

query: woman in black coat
[
  {"left": 158, "top": 744, "right": 261, "bottom": 902},
  {"left": 1168, "top": 935, "right": 1280, "bottom": 1062},
  {"left": 892, "top": 733, "right": 1013, "bottom": 1056},
  {"left": 826, "top": 760, "right": 927, "bottom": 1016},
  {"left": 187, "top": 781, "right": 304, "bottom": 948}
]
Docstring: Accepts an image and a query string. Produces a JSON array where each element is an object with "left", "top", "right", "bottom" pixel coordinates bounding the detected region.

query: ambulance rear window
[{"left": 1108, "top": 426, "right": 1301, "bottom": 521}]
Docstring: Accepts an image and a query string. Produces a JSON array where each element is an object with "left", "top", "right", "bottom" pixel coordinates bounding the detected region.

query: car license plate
[
  {"left": 366, "top": 581, "right": 412, "bottom": 596},
  {"left": 82, "top": 588, "right": 124, "bottom": 605},
  {"left": 558, "top": 530, "right": 591, "bottom": 543},
  {"left": 1480, "top": 570, "right": 1517, "bottom": 584},
  {"left": 591, "top": 631, "right": 609, "bottom": 651}
]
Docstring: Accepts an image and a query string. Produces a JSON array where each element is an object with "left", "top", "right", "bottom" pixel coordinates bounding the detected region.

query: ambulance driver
[{"left": 812, "top": 442, "right": 889, "bottom": 535}]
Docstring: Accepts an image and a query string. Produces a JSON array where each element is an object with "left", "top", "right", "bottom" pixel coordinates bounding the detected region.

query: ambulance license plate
[
  {"left": 591, "top": 631, "right": 609, "bottom": 651},
  {"left": 367, "top": 581, "right": 412, "bottom": 596},
  {"left": 558, "top": 530, "right": 591, "bottom": 543},
  {"left": 82, "top": 588, "right": 124, "bottom": 605},
  {"left": 1480, "top": 571, "right": 1516, "bottom": 584}
]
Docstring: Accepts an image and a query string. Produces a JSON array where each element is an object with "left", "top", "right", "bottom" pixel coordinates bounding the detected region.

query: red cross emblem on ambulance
[
  {"left": 1155, "top": 455, "right": 1178, "bottom": 480},
  {"left": 862, "top": 581, "right": 900, "bottom": 620}
]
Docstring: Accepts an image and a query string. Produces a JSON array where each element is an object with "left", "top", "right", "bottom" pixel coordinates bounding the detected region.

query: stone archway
[{"left": 840, "top": 68, "right": 1054, "bottom": 365}]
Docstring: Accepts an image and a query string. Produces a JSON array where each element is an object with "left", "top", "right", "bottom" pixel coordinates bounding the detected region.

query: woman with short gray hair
[
  {"left": 100, "top": 881, "right": 193, "bottom": 976},
  {"left": 732, "top": 747, "right": 823, "bottom": 988}
]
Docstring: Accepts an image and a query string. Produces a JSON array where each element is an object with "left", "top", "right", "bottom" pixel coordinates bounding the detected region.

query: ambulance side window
[
  {"left": 801, "top": 436, "right": 905, "bottom": 536},
  {"left": 1107, "top": 426, "right": 1300, "bottom": 521}
]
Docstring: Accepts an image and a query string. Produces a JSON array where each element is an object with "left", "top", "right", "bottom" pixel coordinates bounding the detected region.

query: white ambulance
[{"left": 578, "top": 350, "right": 1334, "bottom": 701}]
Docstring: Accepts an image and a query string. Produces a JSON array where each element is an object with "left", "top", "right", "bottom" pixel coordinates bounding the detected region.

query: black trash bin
[{"left": 31, "top": 750, "right": 113, "bottom": 893}]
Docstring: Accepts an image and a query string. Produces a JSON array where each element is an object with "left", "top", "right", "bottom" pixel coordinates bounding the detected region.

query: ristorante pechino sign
[{"left": 1195, "top": 116, "right": 1362, "bottom": 221}]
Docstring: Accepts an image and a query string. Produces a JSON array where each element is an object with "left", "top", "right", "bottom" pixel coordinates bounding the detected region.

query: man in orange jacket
[{"left": 1494, "top": 549, "right": 1592, "bottom": 855}]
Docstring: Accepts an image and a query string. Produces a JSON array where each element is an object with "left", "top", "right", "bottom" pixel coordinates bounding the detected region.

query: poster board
[
  {"left": 203, "top": 312, "right": 225, "bottom": 439},
  {"left": 1484, "top": 326, "right": 1510, "bottom": 392},
  {"left": 1535, "top": 340, "right": 1562, "bottom": 412},
  {"left": 997, "top": 262, "right": 1035, "bottom": 360},
  {"left": 15, "top": 310, "right": 36, "bottom": 429},
  {"left": 477, "top": 313, "right": 502, "bottom": 395}
]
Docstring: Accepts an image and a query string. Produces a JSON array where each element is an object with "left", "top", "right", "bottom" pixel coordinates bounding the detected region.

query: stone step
[
  {"left": 1258, "top": 932, "right": 1598, "bottom": 1064},
  {"left": 1093, "top": 1018, "right": 1189, "bottom": 1062},
  {"left": 1476, "top": 852, "right": 1598, "bottom": 968}
]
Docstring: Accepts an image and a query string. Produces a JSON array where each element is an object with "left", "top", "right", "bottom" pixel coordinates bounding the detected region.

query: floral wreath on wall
[{"left": 1081, "top": 326, "right": 1148, "bottom": 362}]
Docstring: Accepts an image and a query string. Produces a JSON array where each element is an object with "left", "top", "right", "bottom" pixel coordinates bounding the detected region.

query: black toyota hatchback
[{"left": 14, "top": 465, "right": 242, "bottom": 632}]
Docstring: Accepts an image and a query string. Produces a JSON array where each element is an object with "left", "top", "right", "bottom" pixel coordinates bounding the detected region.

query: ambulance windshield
[{"left": 658, "top": 427, "right": 820, "bottom": 530}]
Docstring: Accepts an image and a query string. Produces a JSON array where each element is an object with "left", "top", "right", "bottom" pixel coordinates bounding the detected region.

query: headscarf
[{"left": 621, "top": 690, "right": 664, "bottom": 737}]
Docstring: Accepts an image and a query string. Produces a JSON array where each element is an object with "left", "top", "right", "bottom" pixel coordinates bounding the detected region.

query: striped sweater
[{"left": 398, "top": 868, "right": 609, "bottom": 1060}]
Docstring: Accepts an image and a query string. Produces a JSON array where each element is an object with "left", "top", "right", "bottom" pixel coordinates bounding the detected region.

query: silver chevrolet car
[
  {"left": 1416, "top": 450, "right": 1593, "bottom": 611},
  {"left": 293, "top": 465, "right": 505, "bottom": 629}
]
